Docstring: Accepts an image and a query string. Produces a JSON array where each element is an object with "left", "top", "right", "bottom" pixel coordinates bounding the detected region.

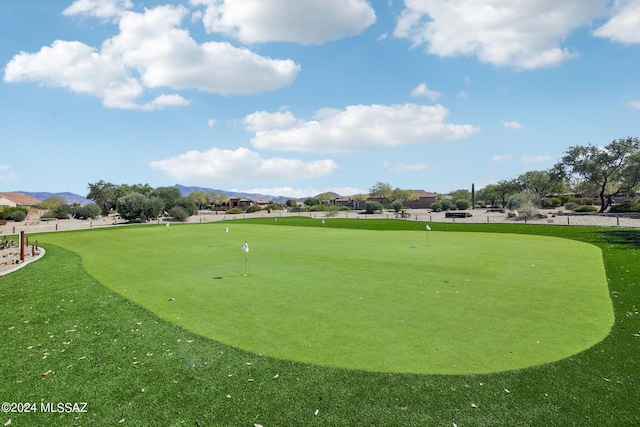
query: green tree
[
  {"left": 187, "top": 191, "right": 209, "bottom": 210},
  {"left": 495, "top": 179, "right": 520, "bottom": 207},
  {"left": 557, "top": 137, "right": 640, "bottom": 212},
  {"left": 150, "top": 186, "right": 182, "bottom": 212},
  {"left": 517, "top": 170, "right": 566, "bottom": 196},
  {"left": 369, "top": 182, "right": 393, "bottom": 203},
  {"left": 174, "top": 197, "right": 197, "bottom": 216},
  {"left": 87, "top": 180, "right": 118, "bottom": 215},
  {"left": 391, "top": 188, "right": 419, "bottom": 206},
  {"left": 317, "top": 192, "right": 335, "bottom": 205},
  {"left": 304, "top": 197, "right": 320, "bottom": 206}
]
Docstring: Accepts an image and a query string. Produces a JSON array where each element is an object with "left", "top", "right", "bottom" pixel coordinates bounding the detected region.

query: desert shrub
[
  {"left": 365, "top": 201, "right": 383, "bottom": 214},
  {"left": 430, "top": 202, "right": 442, "bottom": 211},
  {"left": 392, "top": 200, "right": 403, "bottom": 212},
  {"left": 582, "top": 198, "right": 595, "bottom": 205},
  {"left": 225, "top": 208, "right": 243, "bottom": 214},
  {"left": 265, "top": 203, "right": 284, "bottom": 211},
  {"left": 440, "top": 199, "right": 454, "bottom": 210},
  {"left": 517, "top": 200, "right": 540, "bottom": 218},
  {"left": 168, "top": 206, "right": 189, "bottom": 221},
  {"left": 609, "top": 201, "right": 640, "bottom": 213},
  {"left": 507, "top": 191, "right": 540, "bottom": 211},
  {"left": 564, "top": 202, "right": 580, "bottom": 211},
  {"left": 9, "top": 210, "right": 26, "bottom": 222},
  {"left": 574, "top": 205, "right": 598, "bottom": 212},
  {"left": 71, "top": 203, "right": 102, "bottom": 220},
  {"left": 174, "top": 197, "right": 198, "bottom": 216},
  {"left": 455, "top": 199, "right": 470, "bottom": 210},
  {"left": 540, "top": 197, "right": 562, "bottom": 208},
  {"left": 52, "top": 203, "right": 72, "bottom": 219},
  {"left": 246, "top": 205, "right": 262, "bottom": 213},
  {"left": 0, "top": 207, "right": 28, "bottom": 220}
]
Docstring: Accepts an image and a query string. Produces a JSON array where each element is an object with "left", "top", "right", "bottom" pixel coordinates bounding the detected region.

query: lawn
[{"left": 1, "top": 219, "right": 638, "bottom": 426}]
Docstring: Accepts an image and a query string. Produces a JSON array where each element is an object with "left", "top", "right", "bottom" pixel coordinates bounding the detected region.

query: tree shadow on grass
[{"left": 597, "top": 229, "right": 640, "bottom": 249}]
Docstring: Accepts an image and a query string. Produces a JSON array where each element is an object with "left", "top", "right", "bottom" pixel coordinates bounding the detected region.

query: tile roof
[{"left": 0, "top": 192, "right": 42, "bottom": 206}]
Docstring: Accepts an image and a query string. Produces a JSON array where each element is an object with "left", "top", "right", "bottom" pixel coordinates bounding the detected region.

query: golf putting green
[{"left": 40, "top": 220, "right": 613, "bottom": 374}]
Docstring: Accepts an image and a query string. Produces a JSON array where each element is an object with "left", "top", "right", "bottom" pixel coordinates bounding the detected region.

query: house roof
[
  {"left": 411, "top": 190, "right": 437, "bottom": 198},
  {"left": 0, "top": 192, "right": 42, "bottom": 206}
]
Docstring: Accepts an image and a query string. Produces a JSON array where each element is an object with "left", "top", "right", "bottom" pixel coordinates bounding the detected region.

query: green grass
[
  {"left": 31, "top": 218, "right": 612, "bottom": 375},
  {"left": 1, "top": 219, "right": 638, "bottom": 426}
]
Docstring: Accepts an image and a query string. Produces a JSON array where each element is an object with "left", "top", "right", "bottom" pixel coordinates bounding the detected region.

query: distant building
[
  {"left": 364, "top": 190, "right": 437, "bottom": 209},
  {"left": 0, "top": 192, "right": 41, "bottom": 208}
]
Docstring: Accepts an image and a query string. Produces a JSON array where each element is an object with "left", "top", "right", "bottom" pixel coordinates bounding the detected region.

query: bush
[
  {"left": 52, "top": 203, "right": 72, "bottom": 219},
  {"left": 225, "top": 208, "right": 243, "bottom": 214},
  {"left": 440, "top": 199, "right": 454, "bottom": 210},
  {"left": 609, "top": 201, "right": 640, "bottom": 213},
  {"left": 564, "top": 202, "right": 580, "bottom": 211},
  {"left": 392, "top": 200, "right": 403, "bottom": 212},
  {"left": 174, "top": 197, "right": 198, "bottom": 216},
  {"left": 71, "top": 203, "right": 102, "bottom": 220},
  {"left": 574, "top": 205, "right": 598, "bottom": 212},
  {"left": 430, "top": 202, "right": 442, "bottom": 211},
  {"left": 582, "top": 198, "right": 595, "bottom": 205},
  {"left": 0, "top": 206, "right": 28, "bottom": 220},
  {"left": 365, "top": 201, "right": 383, "bottom": 214},
  {"left": 168, "top": 206, "right": 189, "bottom": 222},
  {"left": 540, "top": 197, "right": 561, "bottom": 208},
  {"left": 507, "top": 191, "right": 539, "bottom": 211},
  {"left": 246, "top": 205, "right": 262, "bottom": 213},
  {"left": 9, "top": 210, "right": 26, "bottom": 222},
  {"left": 455, "top": 199, "right": 470, "bottom": 210}
]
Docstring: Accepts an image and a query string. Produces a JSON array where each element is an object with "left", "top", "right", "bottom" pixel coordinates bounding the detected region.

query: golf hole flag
[
  {"left": 242, "top": 241, "right": 249, "bottom": 275},
  {"left": 426, "top": 224, "right": 431, "bottom": 231},
  {"left": 242, "top": 241, "right": 249, "bottom": 252}
]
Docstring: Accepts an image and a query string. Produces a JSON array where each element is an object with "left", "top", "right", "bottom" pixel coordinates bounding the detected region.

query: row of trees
[
  {"left": 472, "top": 137, "right": 640, "bottom": 213},
  {"left": 87, "top": 182, "right": 201, "bottom": 222}
]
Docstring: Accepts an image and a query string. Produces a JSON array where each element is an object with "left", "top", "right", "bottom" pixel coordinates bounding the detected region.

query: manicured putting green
[{"left": 40, "top": 220, "right": 613, "bottom": 374}]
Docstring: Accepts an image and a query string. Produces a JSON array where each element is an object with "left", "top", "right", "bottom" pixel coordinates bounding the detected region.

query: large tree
[
  {"left": 368, "top": 182, "right": 393, "bottom": 203},
  {"left": 87, "top": 180, "right": 118, "bottom": 215},
  {"left": 557, "top": 137, "right": 640, "bottom": 212},
  {"left": 517, "top": 170, "right": 566, "bottom": 196}
]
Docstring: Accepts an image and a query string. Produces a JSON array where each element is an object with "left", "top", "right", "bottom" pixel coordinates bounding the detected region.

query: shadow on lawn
[{"left": 597, "top": 229, "right": 640, "bottom": 248}]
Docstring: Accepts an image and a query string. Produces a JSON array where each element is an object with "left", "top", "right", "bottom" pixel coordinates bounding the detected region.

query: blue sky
[{"left": 2, "top": 0, "right": 639, "bottom": 198}]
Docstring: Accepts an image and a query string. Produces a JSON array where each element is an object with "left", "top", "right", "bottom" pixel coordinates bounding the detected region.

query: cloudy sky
[{"left": 2, "top": 0, "right": 639, "bottom": 198}]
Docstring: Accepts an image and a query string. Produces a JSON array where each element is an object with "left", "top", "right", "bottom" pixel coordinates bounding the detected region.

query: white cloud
[
  {"left": 384, "top": 161, "right": 431, "bottom": 173},
  {"left": 4, "top": 4, "right": 300, "bottom": 109},
  {"left": 628, "top": 99, "right": 640, "bottom": 109},
  {"left": 63, "top": 0, "right": 132, "bottom": 21},
  {"left": 207, "top": 119, "right": 218, "bottom": 128},
  {"left": 492, "top": 154, "right": 512, "bottom": 164},
  {"left": 4, "top": 40, "right": 145, "bottom": 110},
  {"left": 242, "top": 104, "right": 480, "bottom": 154},
  {"left": 501, "top": 120, "right": 525, "bottom": 129},
  {"left": 394, "top": 0, "right": 607, "bottom": 69},
  {"left": 193, "top": 0, "right": 376, "bottom": 44},
  {"left": 594, "top": 0, "right": 640, "bottom": 43},
  {"left": 522, "top": 155, "right": 553, "bottom": 162},
  {"left": 410, "top": 83, "right": 442, "bottom": 101},
  {"left": 150, "top": 147, "right": 338, "bottom": 183},
  {"left": 0, "top": 165, "right": 18, "bottom": 183}
]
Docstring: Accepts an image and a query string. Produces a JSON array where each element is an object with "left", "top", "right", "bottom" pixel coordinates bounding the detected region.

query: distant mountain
[
  {"left": 173, "top": 184, "right": 293, "bottom": 203},
  {"left": 16, "top": 191, "right": 90, "bottom": 205}
]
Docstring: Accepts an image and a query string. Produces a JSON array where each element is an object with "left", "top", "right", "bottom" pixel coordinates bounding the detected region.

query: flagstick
[{"left": 245, "top": 252, "right": 248, "bottom": 276}]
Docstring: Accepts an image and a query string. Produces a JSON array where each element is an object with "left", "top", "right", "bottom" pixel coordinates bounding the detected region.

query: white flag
[
  {"left": 242, "top": 242, "right": 249, "bottom": 253},
  {"left": 426, "top": 224, "right": 431, "bottom": 231},
  {"left": 225, "top": 226, "right": 229, "bottom": 233}
]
